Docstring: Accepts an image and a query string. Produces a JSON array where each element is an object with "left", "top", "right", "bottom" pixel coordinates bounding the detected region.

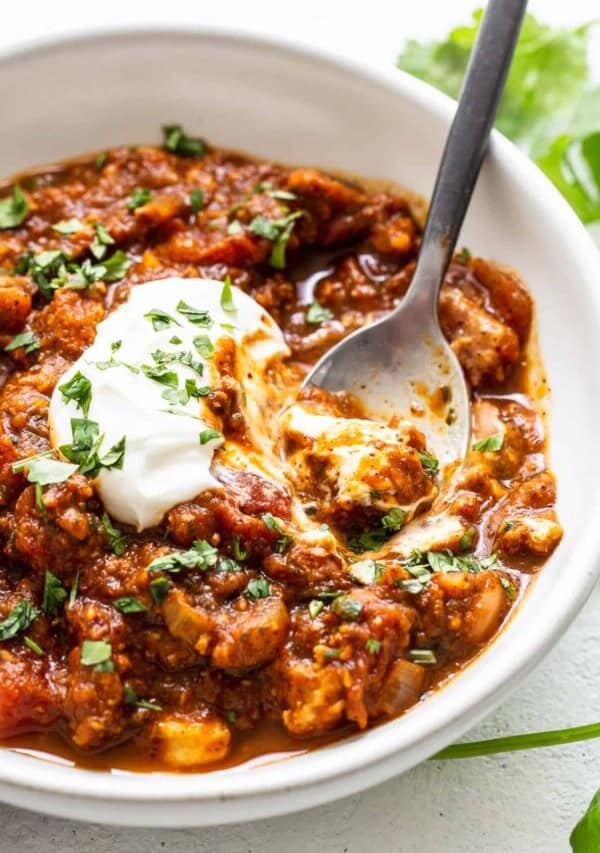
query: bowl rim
[{"left": 2, "top": 24, "right": 600, "bottom": 825}]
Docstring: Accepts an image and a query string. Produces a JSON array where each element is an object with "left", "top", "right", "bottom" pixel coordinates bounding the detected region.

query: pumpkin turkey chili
[{"left": 0, "top": 126, "right": 562, "bottom": 772}]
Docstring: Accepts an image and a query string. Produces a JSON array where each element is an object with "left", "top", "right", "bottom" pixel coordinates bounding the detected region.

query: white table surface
[{"left": 1, "top": 1, "right": 599, "bottom": 850}]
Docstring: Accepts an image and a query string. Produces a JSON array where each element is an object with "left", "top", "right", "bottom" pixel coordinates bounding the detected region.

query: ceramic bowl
[{"left": 1, "top": 28, "right": 600, "bottom": 827}]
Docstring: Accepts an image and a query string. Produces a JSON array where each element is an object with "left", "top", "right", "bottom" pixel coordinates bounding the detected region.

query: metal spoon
[{"left": 303, "top": 0, "right": 527, "bottom": 466}]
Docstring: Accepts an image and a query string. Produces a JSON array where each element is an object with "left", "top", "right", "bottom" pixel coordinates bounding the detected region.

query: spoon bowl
[{"left": 304, "top": 0, "right": 526, "bottom": 465}]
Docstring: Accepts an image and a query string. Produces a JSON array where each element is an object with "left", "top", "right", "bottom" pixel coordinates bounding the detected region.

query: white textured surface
[{"left": 1, "top": 1, "right": 599, "bottom": 850}]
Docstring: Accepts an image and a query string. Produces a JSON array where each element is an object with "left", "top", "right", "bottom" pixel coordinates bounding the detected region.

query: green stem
[{"left": 433, "top": 721, "right": 600, "bottom": 760}]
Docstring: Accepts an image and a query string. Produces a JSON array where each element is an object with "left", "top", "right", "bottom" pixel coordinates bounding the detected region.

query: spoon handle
[{"left": 404, "top": 0, "right": 527, "bottom": 314}]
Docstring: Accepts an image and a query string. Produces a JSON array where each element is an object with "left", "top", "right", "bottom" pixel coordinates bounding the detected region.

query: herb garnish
[
  {"left": 308, "top": 599, "right": 324, "bottom": 619},
  {"left": 52, "top": 218, "right": 85, "bottom": 235},
  {"left": 162, "top": 124, "right": 206, "bottom": 157},
  {"left": 12, "top": 452, "right": 78, "bottom": 516},
  {"left": 349, "top": 507, "right": 406, "bottom": 553},
  {"left": 123, "top": 686, "right": 163, "bottom": 711},
  {"left": 306, "top": 301, "right": 334, "bottom": 325},
  {"left": 24, "top": 636, "right": 44, "bottom": 656},
  {"left": 144, "top": 308, "right": 182, "bottom": 331},
  {"left": 366, "top": 638, "right": 382, "bottom": 654},
  {"left": 42, "top": 570, "right": 68, "bottom": 617},
  {"left": 395, "top": 548, "right": 500, "bottom": 594},
  {"left": 199, "top": 429, "right": 223, "bottom": 445},
  {"left": 113, "top": 596, "right": 147, "bottom": 614},
  {"left": 331, "top": 595, "right": 363, "bottom": 622},
  {"left": 248, "top": 211, "right": 304, "bottom": 269},
  {"left": 472, "top": 433, "right": 504, "bottom": 452},
  {"left": 418, "top": 451, "right": 440, "bottom": 474},
  {"left": 232, "top": 534, "right": 249, "bottom": 562},
  {"left": 349, "top": 559, "right": 384, "bottom": 585},
  {"left": 80, "top": 639, "right": 113, "bottom": 672},
  {"left": 176, "top": 300, "right": 213, "bottom": 327},
  {"left": 95, "top": 152, "right": 107, "bottom": 170},
  {"left": 220, "top": 277, "right": 236, "bottom": 313},
  {"left": 102, "top": 512, "right": 129, "bottom": 556},
  {"left": 58, "top": 371, "right": 92, "bottom": 417},
  {"left": 190, "top": 189, "right": 204, "bottom": 215},
  {"left": 149, "top": 576, "right": 169, "bottom": 604},
  {"left": 4, "top": 331, "right": 40, "bottom": 355},
  {"left": 409, "top": 649, "right": 437, "bottom": 665},
  {"left": 193, "top": 334, "right": 214, "bottom": 358},
  {"left": 60, "top": 418, "right": 126, "bottom": 478},
  {"left": 16, "top": 247, "right": 131, "bottom": 298},
  {"left": 90, "top": 222, "right": 115, "bottom": 260},
  {"left": 127, "top": 188, "right": 152, "bottom": 211},
  {"left": 246, "top": 577, "right": 271, "bottom": 601},
  {"left": 0, "top": 600, "right": 39, "bottom": 641},
  {"left": 0, "top": 186, "right": 28, "bottom": 230},
  {"left": 146, "top": 540, "right": 218, "bottom": 574},
  {"left": 262, "top": 514, "right": 293, "bottom": 553}
]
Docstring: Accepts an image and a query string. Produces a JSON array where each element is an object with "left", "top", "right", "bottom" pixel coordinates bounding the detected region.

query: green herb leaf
[
  {"left": 0, "top": 186, "right": 28, "bottom": 229},
  {"left": 232, "top": 534, "right": 249, "bottom": 562},
  {"left": 0, "top": 600, "right": 39, "bottom": 641},
  {"left": 220, "top": 276, "right": 236, "bottom": 313},
  {"left": 144, "top": 308, "right": 182, "bottom": 331},
  {"left": 123, "top": 685, "right": 163, "bottom": 711},
  {"left": 100, "top": 250, "right": 132, "bottom": 282},
  {"left": 381, "top": 507, "right": 406, "bottom": 531},
  {"left": 90, "top": 222, "right": 115, "bottom": 260},
  {"left": 331, "top": 595, "right": 363, "bottom": 622},
  {"left": 24, "top": 635, "right": 44, "bottom": 656},
  {"left": 42, "top": 570, "right": 68, "bottom": 617},
  {"left": 418, "top": 451, "right": 439, "bottom": 474},
  {"left": 149, "top": 576, "right": 169, "bottom": 604},
  {"left": 227, "top": 220, "right": 243, "bottom": 235},
  {"left": 262, "top": 513, "right": 293, "bottom": 553},
  {"left": 308, "top": 599, "right": 324, "bottom": 619},
  {"left": 4, "top": 331, "right": 40, "bottom": 355},
  {"left": 52, "top": 218, "right": 85, "bottom": 235},
  {"left": 199, "top": 428, "right": 223, "bottom": 446},
  {"left": 248, "top": 211, "right": 303, "bottom": 269},
  {"left": 472, "top": 433, "right": 504, "bottom": 452},
  {"left": 193, "top": 334, "right": 214, "bottom": 358},
  {"left": 58, "top": 371, "right": 92, "bottom": 417},
  {"left": 80, "top": 639, "right": 113, "bottom": 671},
  {"left": 366, "top": 638, "right": 382, "bottom": 654},
  {"left": 306, "top": 301, "right": 334, "bottom": 325},
  {"left": 349, "top": 559, "right": 383, "bottom": 585},
  {"left": 190, "top": 188, "right": 204, "bottom": 215},
  {"left": 95, "top": 152, "right": 107, "bottom": 170},
  {"left": 146, "top": 539, "right": 218, "bottom": 574},
  {"left": 127, "top": 188, "right": 152, "bottom": 211},
  {"left": 162, "top": 124, "right": 206, "bottom": 157},
  {"left": 12, "top": 451, "right": 78, "bottom": 486},
  {"left": 408, "top": 648, "right": 437, "bottom": 665},
  {"left": 102, "top": 512, "right": 129, "bottom": 556},
  {"left": 113, "top": 596, "right": 147, "bottom": 614},
  {"left": 397, "top": 12, "right": 600, "bottom": 225},
  {"left": 246, "top": 577, "right": 271, "bottom": 601},
  {"left": 176, "top": 300, "right": 213, "bottom": 327}
]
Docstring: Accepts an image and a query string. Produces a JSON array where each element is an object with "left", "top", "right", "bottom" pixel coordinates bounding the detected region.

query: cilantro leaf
[
  {"left": 102, "top": 512, "right": 129, "bottom": 556},
  {"left": 146, "top": 540, "right": 218, "bottom": 573},
  {"left": 162, "top": 124, "right": 206, "bottom": 157},
  {"left": 306, "top": 301, "right": 333, "bottom": 325},
  {"left": 4, "top": 331, "right": 39, "bottom": 355},
  {"left": 127, "top": 188, "right": 152, "bottom": 211},
  {"left": 58, "top": 371, "right": 92, "bottom": 417},
  {"left": 80, "top": 639, "right": 113, "bottom": 671},
  {"left": 0, "top": 186, "right": 28, "bottom": 230},
  {"left": 42, "top": 570, "right": 68, "bottom": 617},
  {"left": 220, "top": 276, "right": 236, "bottom": 313},
  {"left": 472, "top": 433, "right": 504, "bottom": 452},
  {"left": 0, "top": 600, "right": 39, "bottom": 641}
]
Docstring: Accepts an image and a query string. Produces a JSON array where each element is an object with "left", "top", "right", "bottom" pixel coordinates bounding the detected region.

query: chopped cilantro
[
  {"left": 58, "top": 371, "right": 92, "bottom": 417},
  {"left": 246, "top": 577, "right": 271, "bottom": 601},
  {"left": 123, "top": 685, "right": 163, "bottom": 711},
  {"left": 220, "top": 276, "right": 236, "bottom": 313},
  {"left": 80, "top": 639, "right": 113, "bottom": 671},
  {"left": 113, "top": 596, "right": 147, "bottom": 614},
  {"left": 0, "top": 600, "right": 39, "bottom": 641},
  {"left": 248, "top": 210, "right": 304, "bottom": 269},
  {"left": 366, "top": 638, "right": 382, "bottom": 654},
  {"left": 52, "top": 218, "right": 85, "bottom": 235},
  {"left": 331, "top": 595, "right": 363, "bottom": 622},
  {"left": 24, "top": 636, "right": 44, "bottom": 656},
  {"left": 4, "top": 331, "right": 39, "bottom": 355},
  {"left": 90, "top": 222, "right": 115, "bottom": 260},
  {"left": 306, "top": 301, "right": 334, "bottom": 325},
  {"left": 42, "top": 570, "right": 68, "bottom": 617},
  {"left": 95, "top": 152, "right": 107, "bottom": 170},
  {"left": 472, "top": 433, "right": 504, "bottom": 452},
  {"left": 144, "top": 308, "right": 182, "bottom": 331},
  {"left": 232, "top": 534, "right": 249, "bottom": 562},
  {"left": 102, "top": 512, "right": 129, "bottom": 556},
  {"left": 193, "top": 334, "right": 214, "bottom": 358},
  {"left": 146, "top": 540, "right": 218, "bottom": 573},
  {"left": 418, "top": 451, "right": 439, "bottom": 474},
  {"left": 162, "top": 124, "right": 206, "bottom": 157},
  {"left": 308, "top": 599, "right": 324, "bottom": 619},
  {"left": 149, "top": 576, "right": 169, "bottom": 604},
  {"left": 0, "top": 186, "right": 28, "bottom": 229},
  {"left": 176, "top": 300, "right": 213, "bottom": 327},
  {"left": 262, "top": 514, "right": 293, "bottom": 553},
  {"left": 127, "top": 188, "right": 152, "bottom": 211},
  {"left": 408, "top": 649, "right": 437, "bottom": 665},
  {"left": 190, "top": 188, "right": 204, "bottom": 214},
  {"left": 199, "top": 428, "right": 223, "bottom": 445}
]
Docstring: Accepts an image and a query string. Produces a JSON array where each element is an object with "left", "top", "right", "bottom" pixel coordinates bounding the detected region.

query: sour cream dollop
[{"left": 49, "top": 277, "right": 289, "bottom": 530}]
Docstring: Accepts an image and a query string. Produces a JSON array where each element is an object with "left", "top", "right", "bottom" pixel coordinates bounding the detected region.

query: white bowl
[{"left": 1, "top": 28, "right": 600, "bottom": 828}]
